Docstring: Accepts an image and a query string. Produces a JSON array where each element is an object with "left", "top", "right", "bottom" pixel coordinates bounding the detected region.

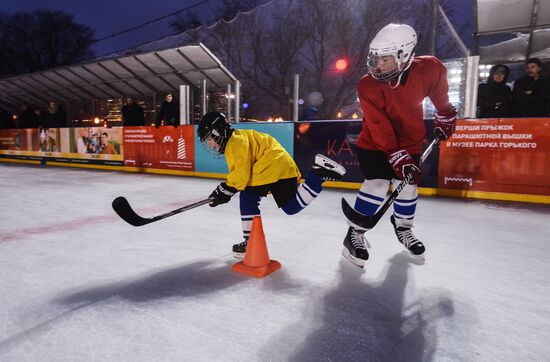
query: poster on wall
[
  {"left": 293, "top": 120, "right": 440, "bottom": 187},
  {"left": 439, "top": 118, "right": 550, "bottom": 195},
  {"left": 293, "top": 120, "right": 362, "bottom": 182},
  {"left": 0, "top": 127, "right": 123, "bottom": 165},
  {"left": 194, "top": 122, "right": 294, "bottom": 174},
  {"left": 123, "top": 126, "right": 195, "bottom": 171},
  {"left": 0, "top": 128, "right": 41, "bottom": 152}
]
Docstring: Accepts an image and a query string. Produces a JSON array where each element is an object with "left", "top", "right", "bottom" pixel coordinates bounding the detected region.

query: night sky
[
  {"left": 1, "top": 0, "right": 222, "bottom": 56},
  {"left": 2, "top": 0, "right": 473, "bottom": 57}
]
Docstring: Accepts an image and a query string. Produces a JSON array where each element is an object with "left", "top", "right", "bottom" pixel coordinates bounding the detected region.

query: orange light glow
[{"left": 335, "top": 59, "right": 348, "bottom": 71}]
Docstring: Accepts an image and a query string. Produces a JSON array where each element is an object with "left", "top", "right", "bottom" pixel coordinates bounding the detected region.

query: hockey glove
[
  {"left": 209, "top": 182, "right": 238, "bottom": 207},
  {"left": 387, "top": 149, "right": 421, "bottom": 184},
  {"left": 434, "top": 108, "right": 457, "bottom": 140}
]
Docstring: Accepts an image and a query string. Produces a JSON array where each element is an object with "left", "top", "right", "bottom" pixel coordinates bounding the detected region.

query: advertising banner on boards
[
  {"left": 123, "top": 125, "right": 195, "bottom": 171},
  {"left": 439, "top": 118, "right": 550, "bottom": 195},
  {"left": 0, "top": 127, "right": 123, "bottom": 165}
]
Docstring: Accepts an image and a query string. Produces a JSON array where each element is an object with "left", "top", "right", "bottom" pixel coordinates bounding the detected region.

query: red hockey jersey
[{"left": 356, "top": 55, "right": 454, "bottom": 155}]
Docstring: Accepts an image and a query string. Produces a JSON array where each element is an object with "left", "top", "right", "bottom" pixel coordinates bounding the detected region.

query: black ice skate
[
  {"left": 311, "top": 154, "right": 346, "bottom": 181},
  {"left": 342, "top": 226, "right": 369, "bottom": 268},
  {"left": 233, "top": 239, "right": 247, "bottom": 259},
  {"left": 390, "top": 215, "right": 425, "bottom": 257}
]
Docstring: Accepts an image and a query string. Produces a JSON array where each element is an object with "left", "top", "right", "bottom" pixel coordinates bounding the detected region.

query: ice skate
[
  {"left": 311, "top": 154, "right": 346, "bottom": 181},
  {"left": 341, "top": 226, "right": 369, "bottom": 268},
  {"left": 232, "top": 239, "right": 247, "bottom": 259},
  {"left": 391, "top": 215, "right": 425, "bottom": 258}
]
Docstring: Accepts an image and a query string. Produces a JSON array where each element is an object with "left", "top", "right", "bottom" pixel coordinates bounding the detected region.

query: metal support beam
[
  {"left": 472, "top": 0, "right": 479, "bottom": 56},
  {"left": 464, "top": 55, "right": 480, "bottom": 119},
  {"left": 179, "top": 85, "right": 191, "bottom": 125},
  {"left": 80, "top": 64, "right": 124, "bottom": 97},
  {"left": 526, "top": 0, "right": 540, "bottom": 60},
  {"left": 153, "top": 52, "right": 197, "bottom": 91},
  {"left": 293, "top": 74, "right": 299, "bottom": 122},
  {"left": 234, "top": 80, "right": 240, "bottom": 123},
  {"left": 64, "top": 67, "right": 111, "bottom": 98},
  {"left": 202, "top": 79, "right": 207, "bottom": 117},
  {"left": 96, "top": 62, "right": 142, "bottom": 95},
  {"left": 429, "top": 0, "right": 439, "bottom": 55},
  {"left": 175, "top": 48, "right": 220, "bottom": 88},
  {"left": 113, "top": 59, "right": 159, "bottom": 93},
  {"left": 226, "top": 84, "right": 232, "bottom": 122},
  {"left": 52, "top": 70, "right": 98, "bottom": 100}
]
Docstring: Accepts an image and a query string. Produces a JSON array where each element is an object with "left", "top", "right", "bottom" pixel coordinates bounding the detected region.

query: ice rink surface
[{"left": 0, "top": 163, "right": 549, "bottom": 362}]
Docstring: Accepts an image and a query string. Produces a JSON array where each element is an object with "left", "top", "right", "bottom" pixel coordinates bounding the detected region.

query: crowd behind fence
[{"left": 2, "top": 57, "right": 550, "bottom": 130}]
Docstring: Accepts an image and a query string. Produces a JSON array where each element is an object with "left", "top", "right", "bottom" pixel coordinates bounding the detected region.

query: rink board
[{"left": 1, "top": 118, "right": 549, "bottom": 204}]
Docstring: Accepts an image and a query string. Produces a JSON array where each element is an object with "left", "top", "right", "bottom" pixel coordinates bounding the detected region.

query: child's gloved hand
[{"left": 209, "top": 182, "right": 237, "bottom": 207}]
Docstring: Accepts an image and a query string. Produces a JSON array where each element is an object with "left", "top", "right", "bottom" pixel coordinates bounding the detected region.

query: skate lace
[
  {"left": 398, "top": 228, "right": 419, "bottom": 248},
  {"left": 351, "top": 230, "right": 370, "bottom": 250}
]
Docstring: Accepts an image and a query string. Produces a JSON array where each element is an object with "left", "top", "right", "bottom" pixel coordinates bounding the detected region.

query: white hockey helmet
[{"left": 367, "top": 23, "right": 417, "bottom": 82}]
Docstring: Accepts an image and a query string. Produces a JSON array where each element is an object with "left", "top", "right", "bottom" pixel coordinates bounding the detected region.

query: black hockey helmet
[{"left": 197, "top": 111, "right": 233, "bottom": 154}]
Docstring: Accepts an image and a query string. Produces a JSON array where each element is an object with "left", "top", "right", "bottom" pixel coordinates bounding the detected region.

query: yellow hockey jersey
[{"left": 224, "top": 129, "right": 301, "bottom": 190}]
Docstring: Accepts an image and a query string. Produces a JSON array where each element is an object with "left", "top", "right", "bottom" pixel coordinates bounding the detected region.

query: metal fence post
[
  {"left": 180, "top": 85, "right": 190, "bottom": 125},
  {"left": 293, "top": 74, "right": 300, "bottom": 121},
  {"left": 234, "top": 80, "right": 240, "bottom": 123}
]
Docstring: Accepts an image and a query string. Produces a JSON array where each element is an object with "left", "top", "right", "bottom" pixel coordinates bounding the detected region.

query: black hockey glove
[{"left": 209, "top": 182, "right": 238, "bottom": 207}]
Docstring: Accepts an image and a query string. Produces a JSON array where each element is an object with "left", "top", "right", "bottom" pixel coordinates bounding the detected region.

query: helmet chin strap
[{"left": 388, "top": 53, "right": 415, "bottom": 89}]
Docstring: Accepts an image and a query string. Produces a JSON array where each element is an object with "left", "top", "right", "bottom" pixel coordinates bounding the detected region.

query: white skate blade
[
  {"left": 314, "top": 154, "right": 346, "bottom": 176},
  {"left": 233, "top": 251, "right": 245, "bottom": 259},
  {"left": 341, "top": 247, "right": 365, "bottom": 268},
  {"left": 406, "top": 251, "right": 426, "bottom": 265}
]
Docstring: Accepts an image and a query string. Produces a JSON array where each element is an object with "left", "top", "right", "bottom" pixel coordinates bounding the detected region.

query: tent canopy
[
  {"left": 476, "top": 0, "right": 550, "bottom": 63},
  {"left": 0, "top": 43, "right": 236, "bottom": 109}
]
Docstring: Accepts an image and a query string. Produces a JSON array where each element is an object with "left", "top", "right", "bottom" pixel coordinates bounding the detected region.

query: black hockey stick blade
[
  {"left": 341, "top": 137, "right": 441, "bottom": 230},
  {"left": 341, "top": 198, "right": 383, "bottom": 229},
  {"left": 112, "top": 196, "right": 213, "bottom": 227}
]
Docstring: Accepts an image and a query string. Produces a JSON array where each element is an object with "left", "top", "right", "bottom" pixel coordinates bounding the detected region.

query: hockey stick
[
  {"left": 341, "top": 135, "right": 441, "bottom": 230},
  {"left": 112, "top": 196, "right": 213, "bottom": 227}
]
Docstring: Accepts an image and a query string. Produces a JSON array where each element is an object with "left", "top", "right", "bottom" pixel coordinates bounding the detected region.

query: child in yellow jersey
[{"left": 198, "top": 112, "right": 346, "bottom": 258}]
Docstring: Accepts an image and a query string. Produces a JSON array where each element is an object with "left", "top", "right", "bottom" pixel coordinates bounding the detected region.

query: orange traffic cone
[{"left": 232, "top": 216, "right": 281, "bottom": 278}]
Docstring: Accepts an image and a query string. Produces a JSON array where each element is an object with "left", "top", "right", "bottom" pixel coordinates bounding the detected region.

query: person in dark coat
[
  {"left": 155, "top": 93, "right": 179, "bottom": 127},
  {"left": 33, "top": 108, "right": 46, "bottom": 128},
  {"left": 477, "top": 64, "right": 513, "bottom": 118},
  {"left": 44, "top": 101, "right": 68, "bottom": 128},
  {"left": 513, "top": 58, "right": 550, "bottom": 117},
  {"left": 17, "top": 103, "right": 40, "bottom": 128},
  {"left": 121, "top": 97, "right": 145, "bottom": 126},
  {"left": 0, "top": 106, "right": 14, "bottom": 129}
]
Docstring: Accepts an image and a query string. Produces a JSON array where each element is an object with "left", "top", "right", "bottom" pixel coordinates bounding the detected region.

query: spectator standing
[
  {"left": 44, "top": 101, "right": 68, "bottom": 128},
  {"left": 0, "top": 106, "right": 14, "bottom": 129},
  {"left": 121, "top": 97, "right": 145, "bottom": 126},
  {"left": 17, "top": 103, "right": 40, "bottom": 128},
  {"left": 477, "top": 64, "right": 513, "bottom": 118},
  {"left": 33, "top": 108, "right": 46, "bottom": 127},
  {"left": 298, "top": 91, "right": 323, "bottom": 121},
  {"left": 156, "top": 93, "right": 179, "bottom": 127},
  {"left": 513, "top": 58, "right": 550, "bottom": 117},
  {"left": 298, "top": 106, "right": 319, "bottom": 122}
]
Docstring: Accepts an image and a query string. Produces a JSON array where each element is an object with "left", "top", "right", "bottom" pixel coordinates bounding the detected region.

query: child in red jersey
[{"left": 342, "top": 23, "right": 457, "bottom": 268}]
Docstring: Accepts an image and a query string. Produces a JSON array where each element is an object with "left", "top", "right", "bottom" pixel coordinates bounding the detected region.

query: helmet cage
[
  {"left": 200, "top": 128, "right": 228, "bottom": 155},
  {"left": 367, "top": 47, "right": 415, "bottom": 82},
  {"left": 197, "top": 112, "right": 231, "bottom": 155}
]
